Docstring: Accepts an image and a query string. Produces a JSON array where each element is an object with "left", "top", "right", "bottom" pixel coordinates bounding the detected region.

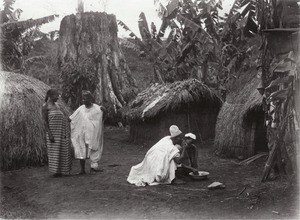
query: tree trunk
[{"left": 58, "top": 12, "right": 136, "bottom": 114}]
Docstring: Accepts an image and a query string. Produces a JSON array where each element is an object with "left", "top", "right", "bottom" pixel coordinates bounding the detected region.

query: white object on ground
[{"left": 208, "top": 182, "right": 225, "bottom": 189}]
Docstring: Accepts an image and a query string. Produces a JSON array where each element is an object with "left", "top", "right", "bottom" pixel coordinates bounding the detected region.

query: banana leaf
[{"left": 265, "top": 76, "right": 294, "bottom": 90}]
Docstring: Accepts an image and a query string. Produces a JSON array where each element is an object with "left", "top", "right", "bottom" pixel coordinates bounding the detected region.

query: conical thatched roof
[
  {"left": 124, "top": 79, "right": 222, "bottom": 122},
  {"left": 214, "top": 68, "right": 263, "bottom": 158},
  {"left": 0, "top": 71, "right": 70, "bottom": 170}
]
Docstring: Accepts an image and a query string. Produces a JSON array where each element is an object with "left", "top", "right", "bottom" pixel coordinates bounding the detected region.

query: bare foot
[
  {"left": 76, "top": 171, "right": 86, "bottom": 175},
  {"left": 172, "top": 178, "right": 186, "bottom": 185},
  {"left": 52, "top": 173, "right": 62, "bottom": 178},
  {"left": 90, "top": 168, "right": 103, "bottom": 173}
]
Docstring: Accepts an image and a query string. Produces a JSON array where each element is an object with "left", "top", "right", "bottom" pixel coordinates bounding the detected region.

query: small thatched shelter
[
  {"left": 214, "top": 68, "right": 268, "bottom": 159},
  {"left": 124, "top": 79, "right": 222, "bottom": 143},
  {"left": 0, "top": 71, "right": 70, "bottom": 170}
]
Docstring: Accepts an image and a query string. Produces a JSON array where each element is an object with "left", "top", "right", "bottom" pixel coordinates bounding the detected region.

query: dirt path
[{"left": 1, "top": 127, "right": 299, "bottom": 219}]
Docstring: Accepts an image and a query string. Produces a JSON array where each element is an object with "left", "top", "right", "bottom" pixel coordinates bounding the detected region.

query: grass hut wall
[
  {"left": 214, "top": 68, "right": 268, "bottom": 159},
  {"left": 125, "top": 79, "right": 222, "bottom": 144},
  {"left": 0, "top": 71, "right": 70, "bottom": 170}
]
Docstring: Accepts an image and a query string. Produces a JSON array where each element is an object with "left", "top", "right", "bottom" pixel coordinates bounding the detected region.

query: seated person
[
  {"left": 127, "top": 125, "right": 185, "bottom": 187},
  {"left": 175, "top": 133, "right": 199, "bottom": 180}
]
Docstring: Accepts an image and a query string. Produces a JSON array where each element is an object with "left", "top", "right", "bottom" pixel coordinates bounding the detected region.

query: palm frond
[
  {"left": 137, "top": 15, "right": 163, "bottom": 53},
  {"left": 138, "top": 12, "right": 150, "bottom": 42},
  {"left": 1, "top": 14, "right": 58, "bottom": 31},
  {"left": 198, "top": 0, "right": 222, "bottom": 41},
  {"left": 177, "top": 14, "right": 201, "bottom": 31},
  {"left": 119, "top": 38, "right": 143, "bottom": 53},
  {"left": 3, "top": 0, "right": 15, "bottom": 16},
  {"left": 117, "top": 20, "right": 138, "bottom": 39},
  {"left": 23, "top": 55, "right": 48, "bottom": 67},
  {"left": 154, "top": 0, "right": 179, "bottom": 19},
  {"left": 227, "top": 0, "right": 242, "bottom": 17},
  {"left": 147, "top": 33, "right": 163, "bottom": 52},
  {"left": 151, "top": 22, "right": 157, "bottom": 38},
  {"left": 157, "top": 17, "right": 170, "bottom": 40},
  {"left": 117, "top": 19, "right": 147, "bottom": 51},
  {"left": 165, "top": 27, "right": 176, "bottom": 46}
]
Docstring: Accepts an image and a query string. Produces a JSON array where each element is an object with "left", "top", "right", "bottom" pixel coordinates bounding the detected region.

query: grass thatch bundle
[
  {"left": 214, "top": 68, "right": 263, "bottom": 158},
  {"left": 124, "top": 78, "right": 222, "bottom": 122},
  {"left": 0, "top": 71, "right": 70, "bottom": 170}
]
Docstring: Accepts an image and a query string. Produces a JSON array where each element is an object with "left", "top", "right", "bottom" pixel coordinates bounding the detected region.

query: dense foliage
[
  {"left": 21, "top": 36, "right": 61, "bottom": 88},
  {"left": 0, "top": 0, "right": 58, "bottom": 72},
  {"left": 119, "top": 0, "right": 263, "bottom": 91},
  {"left": 61, "top": 57, "right": 99, "bottom": 110}
]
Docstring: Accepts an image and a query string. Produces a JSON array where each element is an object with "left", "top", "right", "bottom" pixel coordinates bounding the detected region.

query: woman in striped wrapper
[{"left": 42, "top": 89, "right": 72, "bottom": 177}]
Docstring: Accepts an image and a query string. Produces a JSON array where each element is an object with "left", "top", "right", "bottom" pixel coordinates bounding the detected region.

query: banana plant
[
  {"left": 119, "top": 0, "right": 222, "bottom": 84},
  {"left": 118, "top": 13, "right": 177, "bottom": 83},
  {"left": 261, "top": 50, "right": 299, "bottom": 182},
  {"left": 0, "top": 0, "right": 58, "bottom": 71}
]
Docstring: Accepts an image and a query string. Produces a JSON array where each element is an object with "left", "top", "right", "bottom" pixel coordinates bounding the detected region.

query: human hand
[
  {"left": 49, "top": 134, "right": 55, "bottom": 143},
  {"left": 100, "top": 106, "right": 106, "bottom": 112},
  {"left": 192, "top": 170, "right": 198, "bottom": 175},
  {"left": 181, "top": 141, "right": 189, "bottom": 150},
  {"left": 175, "top": 144, "right": 182, "bottom": 152}
]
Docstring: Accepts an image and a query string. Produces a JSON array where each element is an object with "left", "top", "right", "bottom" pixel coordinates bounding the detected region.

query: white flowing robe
[
  {"left": 127, "top": 136, "right": 180, "bottom": 186},
  {"left": 70, "top": 104, "right": 103, "bottom": 169}
]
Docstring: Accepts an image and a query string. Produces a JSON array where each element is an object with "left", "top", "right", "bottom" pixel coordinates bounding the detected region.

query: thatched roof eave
[{"left": 125, "top": 79, "right": 222, "bottom": 122}]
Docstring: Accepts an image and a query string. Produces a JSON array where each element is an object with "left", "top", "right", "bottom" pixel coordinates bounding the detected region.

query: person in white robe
[
  {"left": 69, "top": 90, "right": 105, "bottom": 174},
  {"left": 127, "top": 125, "right": 185, "bottom": 186}
]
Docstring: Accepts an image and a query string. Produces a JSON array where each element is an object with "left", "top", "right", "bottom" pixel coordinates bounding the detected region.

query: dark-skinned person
[
  {"left": 42, "top": 89, "right": 72, "bottom": 177},
  {"left": 69, "top": 90, "right": 105, "bottom": 174},
  {"left": 127, "top": 125, "right": 187, "bottom": 186},
  {"left": 175, "top": 133, "right": 199, "bottom": 180}
]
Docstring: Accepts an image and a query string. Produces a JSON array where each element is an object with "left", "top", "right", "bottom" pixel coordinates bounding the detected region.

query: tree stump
[{"left": 58, "top": 12, "right": 136, "bottom": 113}]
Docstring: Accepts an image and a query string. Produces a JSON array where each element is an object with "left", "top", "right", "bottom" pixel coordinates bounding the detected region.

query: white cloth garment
[
  {"left": 70, "top": 104, "right": 103, "bottom": 169},
  {"left": 127, "top": 136, "right": 180, "bottom": 186}
]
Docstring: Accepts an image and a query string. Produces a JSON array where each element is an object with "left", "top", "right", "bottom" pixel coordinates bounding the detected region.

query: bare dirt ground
[{"left": 1, "top": 126, "right": 299, "bottom": 219}]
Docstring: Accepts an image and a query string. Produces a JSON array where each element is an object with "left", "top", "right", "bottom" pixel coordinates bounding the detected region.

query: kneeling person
[
  {"left": 127, "top": 125, "right": 185, "bottom": 186},
  {"left": 175, "top": 133, "right": 199, "bottom": 179}
]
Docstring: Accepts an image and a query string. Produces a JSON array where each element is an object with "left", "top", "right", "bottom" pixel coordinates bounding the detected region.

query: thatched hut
[
  {"left": 214, "top": 68, "right": 268, "bottom": 159},
  {"left": 0, "top": 71, "right": 70, "bottom": 170},
  {"left": 124, "top": 79, "right": 222, "bottom": 143}
]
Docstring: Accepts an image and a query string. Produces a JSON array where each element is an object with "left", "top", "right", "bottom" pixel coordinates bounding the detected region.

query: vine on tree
[{"left": 61, "top": 57, "right": 99, "bottom": 110}]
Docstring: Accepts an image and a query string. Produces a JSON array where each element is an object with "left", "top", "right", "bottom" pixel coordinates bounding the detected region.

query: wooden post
[{"left": 187, "top": 103, "right": 190, "bottom": 132}]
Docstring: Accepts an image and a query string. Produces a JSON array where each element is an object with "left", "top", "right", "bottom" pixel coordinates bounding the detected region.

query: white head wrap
[
  {"left": 185, "top": 133, "right": 196, "bottom": 140},
  {"left": 169, "top": 125, "right": 182, "bottom": 137}
]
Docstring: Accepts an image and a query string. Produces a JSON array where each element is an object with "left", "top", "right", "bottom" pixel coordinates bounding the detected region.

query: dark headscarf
[{"left": 45, "top": 89, "right": 59, "bottom": 102}]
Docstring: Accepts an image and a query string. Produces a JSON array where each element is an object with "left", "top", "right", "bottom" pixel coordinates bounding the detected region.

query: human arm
[
  {"left": 42, "top": 104, "right": 55, "bottom": 143},
  {"left": 174, "top": 145, "right": 199, "bottom": 174},
  {"left": 100, "top": 105, "right": 106, "bottom": 113},
  {"left": 181, "top": 163, "right": 198, "bottom": 173},
  {"left": 100, "top": 105, "right": 107, "bottom": 122},
  {"left": 173, "top": 144, "right": 188, "bottom": 164},
  {"left": 180, "top": 142, "right": 199, "bottom": 174}
]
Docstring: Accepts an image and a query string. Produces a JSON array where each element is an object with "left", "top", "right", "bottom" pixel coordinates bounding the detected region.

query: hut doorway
[
  {"left": 245, "top": 110, "right": 268, "bottom": 157},
  {"left": 254, "top": 113, "right": 268, "bottom": 153}
]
